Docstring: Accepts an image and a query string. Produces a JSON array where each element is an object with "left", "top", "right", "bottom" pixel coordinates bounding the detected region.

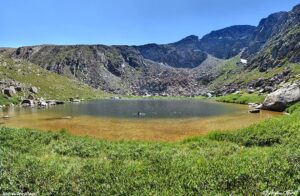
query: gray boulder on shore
[
  {"left": 21, "top": 99, "right": 34, "bottom": 106},
  {"left": 3, "top": 87, "right": 16, "bottom": 97},
  {"left": 263, "top": 81, "right": 300, "bottom": 112},
  {"left": 30, "top": 86, "right": 38, "bottom": 94}
]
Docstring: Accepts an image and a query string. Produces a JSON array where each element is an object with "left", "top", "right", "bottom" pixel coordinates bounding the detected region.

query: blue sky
[{"left": 0, "top": 0, "right": 299, "bottom": 47}]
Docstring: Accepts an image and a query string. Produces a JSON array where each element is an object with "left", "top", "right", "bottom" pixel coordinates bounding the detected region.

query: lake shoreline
[{"left": 0, "top": 99, "right": 281, "bottom": 142}]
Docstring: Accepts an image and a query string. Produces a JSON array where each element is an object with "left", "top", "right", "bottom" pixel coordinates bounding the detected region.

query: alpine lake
[{"left": 0, "top": 99, "right": 281, "bottom": 141}]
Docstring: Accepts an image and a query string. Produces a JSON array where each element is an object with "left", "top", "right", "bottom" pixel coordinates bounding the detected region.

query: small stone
[
  {"left": 246, "top": 89, "right": 255, "bottom": 94},
  {"left": 14, "top": 86, "right": 23, "bottom": 92},
  {"left": 30, "top": 86, "right": 38, "bottom": 94},
  {"left": 28, "top": 94, "right": 35, "bottom": 100}
]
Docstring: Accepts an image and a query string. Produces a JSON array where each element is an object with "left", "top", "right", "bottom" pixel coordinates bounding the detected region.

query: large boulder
[
  {"left": 3, "top": 87, "right": 16, "bottom": 97},
  {"left": 21, "top": 99, "right": 34, "bottom": 106},
  {"left": 263, "top": 81, "right": 300, "bottom": 111}
]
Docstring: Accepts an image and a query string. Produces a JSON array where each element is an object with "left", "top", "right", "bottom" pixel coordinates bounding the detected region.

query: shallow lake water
[{"left": 0, "top": 99, "right": 281, "bottom": 141}]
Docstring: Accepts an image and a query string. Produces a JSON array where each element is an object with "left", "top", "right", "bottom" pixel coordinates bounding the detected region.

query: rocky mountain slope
[
  {"left": 0, "top": 55, "right": 106, "bottom": 106},
  {"left": 244, "top": 4, "right": 300, "bottom": 71},
  {"left": 1, "top": 3, "right": 300, "bottom": 98},
  {"left": 198, "top": 25, "right": 255, "bottom": 59},
  {"left": 7, "top": 44, "right": 223, "bottom": 96},
  {"left": 134, "top": 35, "right": 207, "bottom": 69}
]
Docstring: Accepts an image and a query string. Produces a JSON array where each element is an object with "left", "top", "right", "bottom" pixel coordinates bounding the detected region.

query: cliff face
[
  {"left": 198, "top": 25, "right": 256, "bottom": 59},
  {"left": 12, "top": 45, "right": 148, "bottom": 94},
  {"left": 243, "top": 4, "right": 300, "bottom": 71},
  {"left": 135, "top": 35, "right": 207, "bottom": 69},
  {"left": 241, "top": 12, "right": 289, "bottom": 60},
  {"left": 135, "top": 26, "right": 256, "bottom": 68}
]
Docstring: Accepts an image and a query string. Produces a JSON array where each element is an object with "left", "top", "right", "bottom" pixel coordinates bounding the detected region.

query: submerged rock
[
  {"left": 249, "top": 109, "right": 260, "bottom": 113},
  {"left": 263, "top": 81, "right": 300, "bottom": 111},
  {"left": 55, "top": 101, "right": 65, "bottom": 105},
  {"left": 61, "top": 116, "right": 72, "bottom": 119},
  {"left": 137, "top": 112, "right": 146, "bottom": 117}
]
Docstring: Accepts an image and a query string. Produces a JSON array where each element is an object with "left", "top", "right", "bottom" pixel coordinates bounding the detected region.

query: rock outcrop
[
  {"left": 0, "top": 79, "right": 28, "bottom": 97},
  {"left": 263, "top": 81, "right": 300, "bottom": 111},
  {"left": 198, "top": 25, "right": 256, "bottom": 59},
  {"left": 3, "top": 87, "right": 16, "bottom": 97},
  {"left": 244, "top": 4, "right": 300, "bottom": 71},
  {"left": 135, "top": 35, "right": 207, "bottom": 68},
  {"left": 30, "top": 86, "right": 38, "bottom": 94}
]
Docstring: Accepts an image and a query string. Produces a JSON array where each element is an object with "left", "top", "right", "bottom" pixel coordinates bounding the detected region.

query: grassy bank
[
  {"left": 215, "top": 93, "right": 266, "bottom": 104},
  {"left": 1, "top": 103, "right": 300, "bottom": 194},
  {"left": 0, "top": 95, "right": 20, "bottom": 106}
]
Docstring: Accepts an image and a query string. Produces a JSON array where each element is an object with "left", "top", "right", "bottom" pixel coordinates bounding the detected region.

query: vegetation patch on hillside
[
  {"left": 210, "top": 56, "right": 300, "bottom": 89},
  {"left": 0, "top": 94, "right": 20, "bottom": 106},
  {"left": 0, "top": 56, "right": 107, "bottom": 105},
  {"left": 1, "top": 103, "right": 299, "bottom": 194}
]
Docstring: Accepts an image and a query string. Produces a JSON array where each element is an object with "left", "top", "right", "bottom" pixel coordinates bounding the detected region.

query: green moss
[{"left": 0, "top": 102, "right": 300, "bottom": 194}]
